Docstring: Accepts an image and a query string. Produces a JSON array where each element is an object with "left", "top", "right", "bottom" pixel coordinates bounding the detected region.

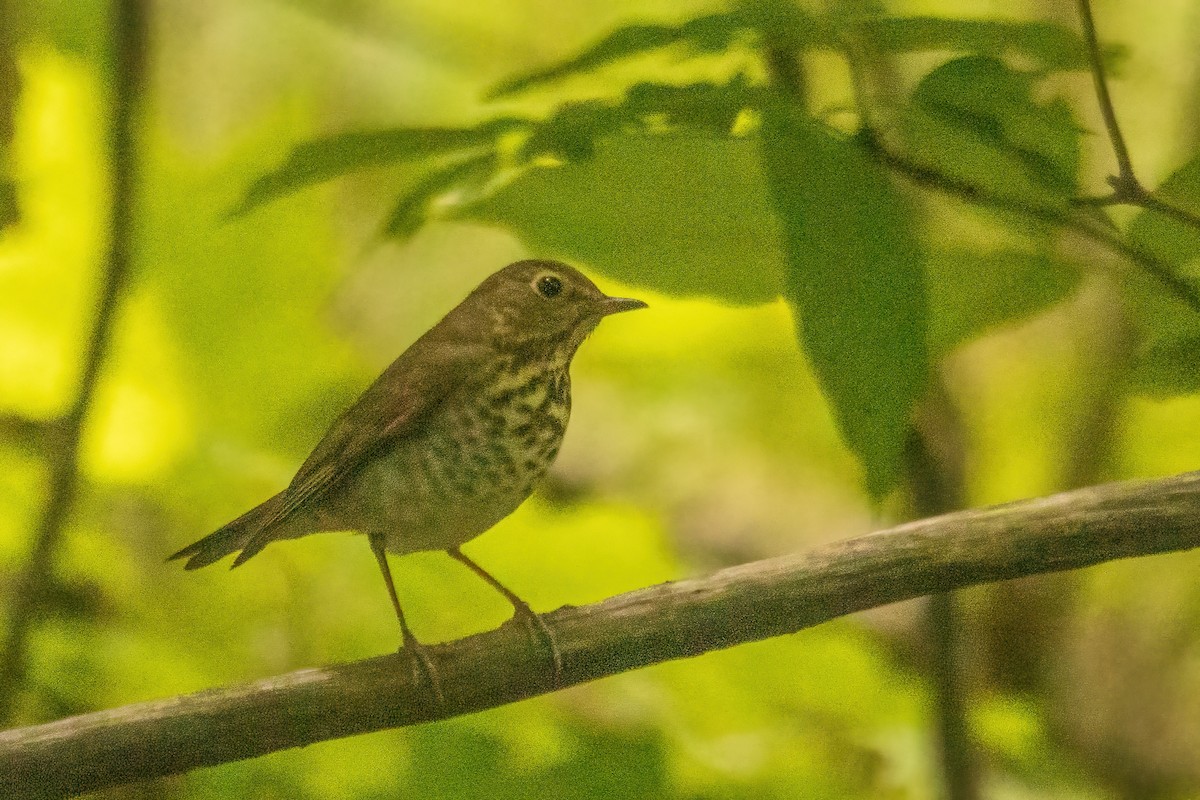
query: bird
[{"left": 169, "top": 259, "right": 647, "bottom": 700}]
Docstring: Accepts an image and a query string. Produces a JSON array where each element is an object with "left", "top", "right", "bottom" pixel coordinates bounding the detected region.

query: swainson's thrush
[{"left": 170, "top": 259, "right": 646, "bottom": 697}]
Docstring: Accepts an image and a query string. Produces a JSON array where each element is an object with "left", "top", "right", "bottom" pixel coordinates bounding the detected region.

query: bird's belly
[{"left": 335, "top": 387, "right": 568, "bottom": 554}]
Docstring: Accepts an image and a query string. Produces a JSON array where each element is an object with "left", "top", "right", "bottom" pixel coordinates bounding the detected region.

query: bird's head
[{"left": 466, "top": 259, "right": 646, "bottom": 351}]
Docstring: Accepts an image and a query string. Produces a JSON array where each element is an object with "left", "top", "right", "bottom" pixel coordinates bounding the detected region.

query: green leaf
[
  {"left": 623, "top": 78, "right": 763, "bottom": 133},
  {"left": 518, "top": 100, "right": 631, "bottom": 162},
  {"left": 860, "top": 16, "right": 1092, "bottom": 70},
  {"left": 925, "top": 248, "right": 1078, "bottom": 357},
  {"left": 463, "top": 133, "right": 784, "bottom": 304},
  {"left": 517, "top": 81, "right": 761, "bottom": 163},
  {"left": 1131, "top": 335, "right": 1200, "bottom": 398},
  {"left": 488, "top": 1, "right": 827, "bottom": 99},
  {"left": 1126, "top": 152, "right": 1200, "bottom": 396},
  {"left": 1129, "top": 155, "right": 1200, "bottom": 270},
  {"left": 487, "top": 14, "right": 742, "bottom": 98},
  {"left": 901, "top": 56, "right": 1082, "bottom": 211},
  {"left": 732, "top": 0, "right": 828, "bottom": 50},
  {"left": 759, "top": 104, "right": 928, "bottom": 498},
  {"left": 233, "top": 120, "right": 525, "bottom": 215},
  {"left": 383, "top": 151, "right": 498, "bottom": 239}
]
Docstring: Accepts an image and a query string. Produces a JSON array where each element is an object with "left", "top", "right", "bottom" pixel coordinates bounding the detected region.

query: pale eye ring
[{"left": 534, "top": 274, "right": 563, "bottom": 298}]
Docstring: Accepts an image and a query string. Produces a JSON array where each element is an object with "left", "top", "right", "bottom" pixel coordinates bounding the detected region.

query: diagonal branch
[{"left": 5, "top": 470, "right": 1200, "bottom": 798}]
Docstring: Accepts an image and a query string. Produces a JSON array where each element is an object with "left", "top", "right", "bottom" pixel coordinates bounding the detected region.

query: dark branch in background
[
  {"left": 1124, "top": 191, "right": 1200, "bottom": 232},
  {"left": 836, "top": 0, "right": 1200, "bottom": 314},
  {"left": 3, "top": 472, "right": 1200, "bottom": 797},
  {"left": 1073, "top": 0, "right": 1200, "bottom": 229},
  {"left": 0, "top": 0, "right": 145, "bottom": 721},
  {"left": 861, "top": 135, "right": 1200, "bottom": 315},
  {"left": 839, "top": 8, "right": 981, "bottom": 790},
  {"left": 1076, "top": 0, "right": 1136, "bottom": 187},
  {"left": 906, "top": 382, "right": 977, "bottom": 800},
  {"left": 762, "top": 45, "right": 808, "bottom": 106},
  {"left": 0, "top": 0, "right": 20, "bottom": 229},
  {"left": 0, "top": 414, "right": 53, "bottom": 456}
]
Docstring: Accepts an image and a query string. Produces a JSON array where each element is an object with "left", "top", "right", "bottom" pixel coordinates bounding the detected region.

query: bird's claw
[
  {"left": 512, "top": 605, "right": 563, "bottom": 686},
  {"left": 400, "top": 631, "right": 444, "bottom": 706}
]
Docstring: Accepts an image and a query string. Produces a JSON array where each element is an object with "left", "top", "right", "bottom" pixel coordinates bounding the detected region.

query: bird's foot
[
  {"left": 511, "top": 605, "right": 563, "bottom": 686},
  {"left": 399, "top": 630, "right": 444, "bottom": 706}
]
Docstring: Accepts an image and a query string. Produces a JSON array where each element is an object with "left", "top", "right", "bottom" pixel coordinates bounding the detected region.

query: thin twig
[
  {"left": 5, "top": 470, "right": 1200, "bottom": 797},
  {"left": 0, "top": 0, "right": 145, "bottom": 721},
  {"left": 861, "top": 135, "right": 1200, "bottom": 315},
  {"left": 1067, "top": 208, "right": 1200, "bottom": 311},
  {"left": 1071, "top": 176, "right": 1200, "bottom": 231},
  {"left": 1073, "top": 193, "right": 1121, "bottom": 207},
  {"left": 1074, "top": 0, "right": 1200, "bottom": 234},
  {"left": 1137, "top": 192, "right": 1200, "bottom": 232},
  {"left": 1077, "top": 0, "right": 1138, "bottom": 190}
]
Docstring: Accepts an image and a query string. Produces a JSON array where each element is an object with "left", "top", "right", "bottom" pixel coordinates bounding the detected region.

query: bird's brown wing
[{"left": 251, "top": 338, "right": 491, "bottom": 537}]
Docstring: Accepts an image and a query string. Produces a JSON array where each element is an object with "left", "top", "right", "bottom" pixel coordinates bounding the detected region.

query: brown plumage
[{"left": 169, "top": 259, "right": 646, "bottom": 697}]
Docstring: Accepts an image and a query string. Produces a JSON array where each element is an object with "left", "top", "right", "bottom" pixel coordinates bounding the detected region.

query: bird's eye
[{"left": 535, "top": 274, "right": 563, "bottom": 298}]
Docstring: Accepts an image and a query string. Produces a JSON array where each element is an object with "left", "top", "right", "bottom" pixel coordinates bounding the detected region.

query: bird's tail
[{"left": 168, "top": 492, "right": 288, "bottom": 570}]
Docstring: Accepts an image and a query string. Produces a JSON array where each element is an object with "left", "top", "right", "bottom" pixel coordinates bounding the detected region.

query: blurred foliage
[
  {"left": 4, "top": 0, "right": 1200, "bottom": 798},
  {"left": 759, "top": 105, "right": 926, "bottom": 497},
  {"left": 468, "top": 133, "right": 784, "bottom": 303},
  {"left": 900, "top": 55, "right": 1082, "bottom": 210},
  {"left": 230, "top": 0, "right": 1111, "bottom": 496}
]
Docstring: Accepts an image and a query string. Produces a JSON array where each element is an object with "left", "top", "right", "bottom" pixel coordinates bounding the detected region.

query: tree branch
[
  {"left": 1077, "top": 0, "right": 1137, "bottom": 189},
  {"left": 861, "top": 134, "right": 1200, "bottom": 315},
  {"left": 0, "top": 0, "right": 145, "bottom": 720},
  {"left": 836, "top": 3, "right": 1200, "bottom": 315},
  {"left": 906, "top": 383, "right": 978, "bottom": 800},
  {"left": 4, "top": 471, "right": 1200, "bottom": 797},
  {"left": 1073, "top": 0, "right": 1200, "bottom": 231},
  {"left": 0, "top": 0, "right": 20, "bottom": 230}
]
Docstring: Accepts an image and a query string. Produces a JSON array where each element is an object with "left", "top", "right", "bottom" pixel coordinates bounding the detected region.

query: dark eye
[{"left": 535, "top": 274, "right": 563, "bottom": 298}]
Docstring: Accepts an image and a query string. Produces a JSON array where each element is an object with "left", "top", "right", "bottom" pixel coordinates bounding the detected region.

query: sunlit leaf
[
  {"left": 487, "top": 14, "right": 742, "bottom": 98},
  {"left": 760, "top": 103, "right": 928, "bottom": 498},
  {"left": 623, "top": 78, "right": 762, "bottom": 133},
  {"left": 233, "top": 120, "right": 525, "bottom": 215},
  {"left": 925, "top": 248, "right": 1079, "bottom": 357},
  {"left": 971, "top": 695, "right": 1048, "bottom": 767},
  {"left": 1126, "top": 153, "right": 1200, "bottom": 396},
  {"left": 464, "top": 133, "right": 784, "bottom": 304},
  {"left": 489, "top": 0, "right": 826, "bottom": 99},
  {"left": 901, "top": 56, "right": 1082, "bottom": 211},
  {"left": 383, "top": 151, "right": 499, "bottom": 239},
  {"left": 861, "top": 16, "right": 1092, "bottom": 70}
]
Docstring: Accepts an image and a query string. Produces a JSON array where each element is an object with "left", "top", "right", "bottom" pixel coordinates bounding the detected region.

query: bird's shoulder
[{"left": 264, "top": 329, "right": 496, "bottom": 525}]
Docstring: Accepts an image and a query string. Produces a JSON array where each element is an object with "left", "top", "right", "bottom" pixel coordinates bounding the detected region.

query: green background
[{"left": 4, "top": 0, "right": 1200, "bottom": 797}]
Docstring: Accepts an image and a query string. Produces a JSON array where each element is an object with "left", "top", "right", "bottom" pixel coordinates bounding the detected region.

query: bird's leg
[
  {"left": 369, "top": 533, "right": 443, "bottom": 704},
  {"left": 446, "top": 546, "right": 563, "bottom": 684}
]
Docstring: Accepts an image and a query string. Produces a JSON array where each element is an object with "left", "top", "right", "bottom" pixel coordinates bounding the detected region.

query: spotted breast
[{"left": 334, "top": 343, "right": 574, "bottom": 555}]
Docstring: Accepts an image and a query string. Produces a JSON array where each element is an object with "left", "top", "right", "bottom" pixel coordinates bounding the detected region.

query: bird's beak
[{"left": 598, "top": 295, "right": 648, "bottom": 316}]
